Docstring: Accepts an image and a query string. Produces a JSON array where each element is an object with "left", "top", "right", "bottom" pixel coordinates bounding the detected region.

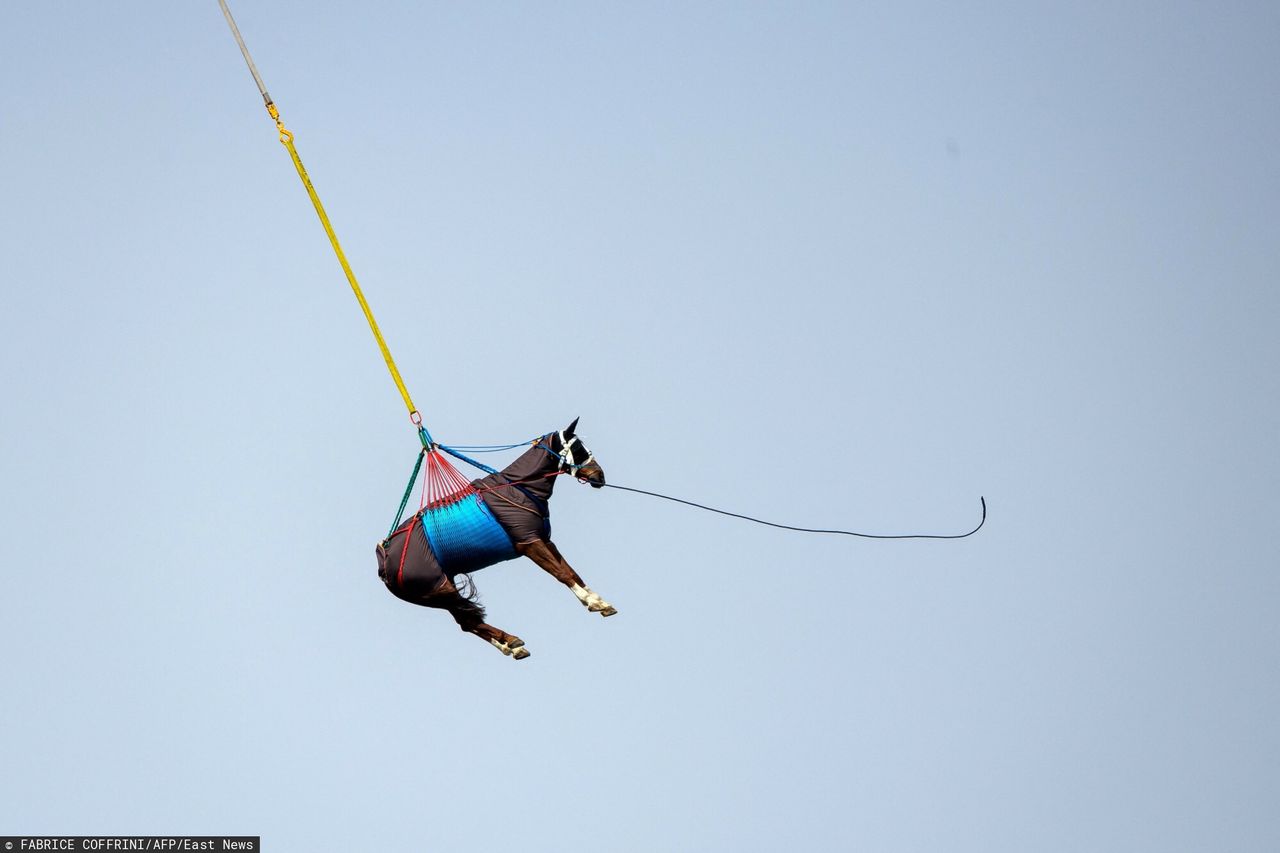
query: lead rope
[
  {"left": 600, "top": 485, "right": 987, "bottom": 540},
  {"left": 217, "top": 0, "right": 426, "bottom": 439}
]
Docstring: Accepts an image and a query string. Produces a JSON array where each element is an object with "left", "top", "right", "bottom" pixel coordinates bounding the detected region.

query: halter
[{"left": 541, "top": 431, "right": 595, "bottom": 478}]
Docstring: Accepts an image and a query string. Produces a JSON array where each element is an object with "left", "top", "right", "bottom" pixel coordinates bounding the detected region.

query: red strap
[{"left": 396, "top": 516, "right": 419, "bottom": 586}]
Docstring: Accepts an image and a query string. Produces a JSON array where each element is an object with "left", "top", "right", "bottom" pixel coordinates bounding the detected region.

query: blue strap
[
  {"left": 438, "top": 444, "right": 499, "bottom": 475},
  {"left": 440, "top": 439, "right": 554, "bottom": 516},
  {"left": 439, "top": 442, "right": 533, "bottom": 453}
]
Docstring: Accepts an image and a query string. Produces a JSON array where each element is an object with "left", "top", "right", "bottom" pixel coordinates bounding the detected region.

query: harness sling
[{"left": 218, "top": 0, "right": 515, "bottom": 572}]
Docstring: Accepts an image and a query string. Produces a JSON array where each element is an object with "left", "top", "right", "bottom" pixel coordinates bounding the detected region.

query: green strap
[{"left": 388, "top": 449, "right": 426, "bottom": 537}]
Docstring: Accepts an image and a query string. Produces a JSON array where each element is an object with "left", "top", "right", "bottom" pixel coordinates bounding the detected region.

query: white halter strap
[{"left": 557, "top": 430, "right": 595, "bottom": 476}]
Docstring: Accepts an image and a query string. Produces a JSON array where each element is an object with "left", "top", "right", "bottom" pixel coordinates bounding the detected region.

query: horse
[{"left": 376, "top": 418, "right": 614, "bottom": 660}]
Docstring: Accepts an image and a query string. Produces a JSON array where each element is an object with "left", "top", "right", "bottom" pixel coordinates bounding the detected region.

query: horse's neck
[{"left": 497, "top": 443, "right": 559, "bottom": 499}]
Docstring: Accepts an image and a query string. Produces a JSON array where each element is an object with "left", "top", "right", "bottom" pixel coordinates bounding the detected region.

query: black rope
[{"left": 601, "top": 484, "right": 986, "bottom": 540}]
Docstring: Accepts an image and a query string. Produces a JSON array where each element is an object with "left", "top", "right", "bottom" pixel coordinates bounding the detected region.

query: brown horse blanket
[{"left": 377, "top": 442, "right": 559, "bottom": 601}]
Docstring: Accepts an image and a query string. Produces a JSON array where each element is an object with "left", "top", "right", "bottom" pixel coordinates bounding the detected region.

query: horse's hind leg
[
  {"left": 516, "top": 539, "right": 618, "bottom": 617},
  {"left": 424, "top": 577, "right": 530, "bottom": 660},
  {"left": 477, "top": 627, "right": 530, "bottom": 659}
]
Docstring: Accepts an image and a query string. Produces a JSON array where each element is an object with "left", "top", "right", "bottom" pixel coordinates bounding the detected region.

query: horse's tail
[
  {"left": 454, "top": 572, "right": 481, "bottom": 604},
  {"left": 418, "top": 573, "right": 487, "bottom": 630},
  {"left": 445, "top": 573, "right": 487, "bottom": 629}
]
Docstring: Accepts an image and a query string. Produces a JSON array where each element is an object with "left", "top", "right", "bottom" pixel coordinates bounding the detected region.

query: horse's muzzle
[{"left": 580, "top": 463, "right": 606, "bottom": 488}]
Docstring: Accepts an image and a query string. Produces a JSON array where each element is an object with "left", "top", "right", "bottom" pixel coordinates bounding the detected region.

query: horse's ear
[{"left": 565, "top": 417, "right": 579, "bottom": 437}]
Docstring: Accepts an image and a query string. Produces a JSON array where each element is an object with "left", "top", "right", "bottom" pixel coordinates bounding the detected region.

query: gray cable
[
  {"left": 602, "top": 484, "right": 987, "bottom": 540},
  {"left": 217, "top": 0, "right": 273, "bottom": 107}
]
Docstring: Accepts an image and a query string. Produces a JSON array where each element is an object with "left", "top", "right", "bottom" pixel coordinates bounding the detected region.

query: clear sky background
[{"left": 2, "top": 2, "right": 1277, "bottom": 851}]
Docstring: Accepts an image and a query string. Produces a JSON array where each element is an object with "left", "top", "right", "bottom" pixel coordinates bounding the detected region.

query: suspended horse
[
  {"left": 216, "top": 5, "right": 618, "bottom": 660},
  {"left": 377, "top": 420, "right": 615, "bottom": 659}
]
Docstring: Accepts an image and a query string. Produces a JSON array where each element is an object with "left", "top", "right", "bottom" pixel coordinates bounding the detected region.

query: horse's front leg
[{"left": 515, "top": 539, "right": 617, "bottom": 617}]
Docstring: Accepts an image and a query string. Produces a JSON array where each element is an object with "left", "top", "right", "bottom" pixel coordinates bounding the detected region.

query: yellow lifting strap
[
  {"left": 275, "top": 121, "right": 419, "bottom": 420},
  {"left": 217, "top": 0, "right": 421, "bottom": 424}
]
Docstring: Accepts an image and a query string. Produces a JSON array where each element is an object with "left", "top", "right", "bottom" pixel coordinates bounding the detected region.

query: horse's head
[{"left": 551, "top": 417, "right": 605, "bottom": 488}]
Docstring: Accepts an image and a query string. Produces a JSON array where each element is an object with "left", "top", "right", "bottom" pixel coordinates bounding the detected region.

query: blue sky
[{"left": 2, "top": 2, "right": 1278, "bottom": 850}]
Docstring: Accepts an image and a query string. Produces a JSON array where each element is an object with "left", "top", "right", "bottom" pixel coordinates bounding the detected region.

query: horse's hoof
[
  {"left": 489, "top": 638, "right": 526, "bottom": 657},
  {"left": 587, "top": 599, "right": 617, "bottom": 616},
  {"left": 583, "top": 593, "right": 616, "bottom": 616}
]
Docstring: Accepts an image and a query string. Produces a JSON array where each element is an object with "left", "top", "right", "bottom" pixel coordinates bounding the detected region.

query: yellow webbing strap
[
  {"left": 218, "top": 0, "right": 419, "bottom": 423},
  {"left": 275, "top": 120, "right": 419, "bottom": 422}
]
